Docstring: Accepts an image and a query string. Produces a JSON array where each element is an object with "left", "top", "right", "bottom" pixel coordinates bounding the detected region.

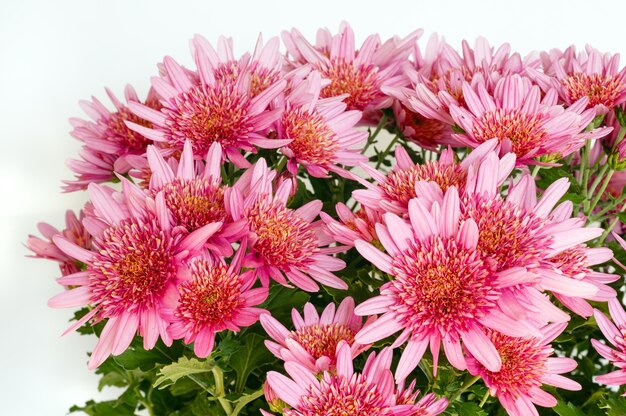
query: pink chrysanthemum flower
[
  {"left": 27, "top": 210, "right": 92, "bottom": 276},
  {"left": 146, "top": 140, "right": 246, "bottom": 256},
  {"left": 352, "top": 138, "right": 514, "bottom": 215},
  {"left": 278, "top": 70, "right": 368, "bottom": 177},
  {"left": 47, "top": 180, "right": 223, "bottom": 369},
  {"left": 354, "top": 186, "right": 540, "bottom": 380},
  {"left": 64, "top": 86, "right": 160, "bottom": 191},
  {"left": 547, "top": 243, "right": 618, "bottom": 317},
  {"left": 528, "top": 45, "right": 626, "bottom": 115},
  {"left": 447, "top": 75, "right": 610, "bottom": 165},
  {"left": 166, "top": 243, "right": 268, "bottom": 358},
  {"left": 319, "top": 203, "right": 382, "bottom": 247},
  {"left": 592, "top": 297, "right": 626, "bottom": 389},
  {"left": 390, "top": 99, "right": 455, "bottom": 149},
  {"left": 263, "top": 342, "right": 448, "bottom": 416},
  {"left": 282, "top": 22, "right": 421, "bottom": 112},
  {"left": 466, "top": 323, "right": 581, "bottom": 416},
  {"left": 127, "top": 35, "right": 289, "bottom": 167},
  {"left": 260, "top": 297, "right": 371, "bottom": 373},
  {"left": 227, "top": 159, "right": 346, "bottom": 292}
]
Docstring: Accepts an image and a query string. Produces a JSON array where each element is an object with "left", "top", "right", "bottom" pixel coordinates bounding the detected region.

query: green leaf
[
  {"left": 112, "top": 339, "right": 179, "bottom": 371},
  {"left": 154, "top": 356, "right": 216, "bottom": 389},
  {"left": 69, "top": 399, "right": 135, "bottom": 416},
  {"left": 600, "top": 396, "right": 626, "bottom": 416},
  {"left": 553, "top": 401, "right": 587, "bottom": 416},
  {"left": 97, "top": 371, "right": 128, "bottom": 391},
  {"left": 229, "top": 333, "right": 273, "bottom": 393},
  {"left": 452, "top": 401, "right": 487, "bottom": 416}
]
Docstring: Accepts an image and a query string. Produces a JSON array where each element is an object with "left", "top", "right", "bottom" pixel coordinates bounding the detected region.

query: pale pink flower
[
  {"left": 319, "top": 203, "right": 382, "bottom": 247},
  {"left": 27, "top": 210, "right": 92, "bottom": 276},
  {"left": 146, "top": 140, "right": 245, "bottom": 256},
  {"left": 226, "top": 159, "right": 346, "bottom": 292},
  {"left": 466, "top": 323, "right": 581, "bottom": 416},
  {"left": 547, "top": 244, "right": 618, "bottom": 317},
  {"left": 166, "top": 243, "right": 268, "bottom": 358},
  {"left": 263, "top": 342, "right": 448, "bottom": 416},
  {"left": 447, "top": 75, "right": 610, "bottom": 165},
  {"left": 127, "top": 35, "right": 289, "bottom": 167},
  {"left": 277, "top": 70, "right": 367, "bottom": 177},
  {"left": 64, "top": 86, "right": 160, "bottom": 191},
  {"left": 47, "top": 180, "right": 223, "bottom": 369},
  {"left": 282, "top": 22, "right": 421, "bottom": 112},
  {"left": 390, "top": 98, "right": 455, "bottom": 149},
  {"left": 354, "top": 186, "right": 538, "bottom": 380},
  {"left": 528, "top": 45, "right": 626, "bottom": 115},
  {"left": 592, "top": 298, "right": 626, "bottom": 389},
  {"left": 260, "top": 297, "right": 371, "bottom": 373},
  {"left": 352, "top": 138, "right": 514, "bottom": 215}
]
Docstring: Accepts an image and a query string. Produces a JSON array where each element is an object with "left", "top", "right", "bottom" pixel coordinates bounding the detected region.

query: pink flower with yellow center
[
  {"left": 448, "top": 75, "right": 611, "bottom": 165},
  {"left": 319, "top": 203, "right": 382, "bottom": 247},
  {"left": 166, "top": 243, "right": 268, "bottom": 358},
  {"left": 64, "top": 85, "right": 160, "bottom": 191},
  {"left": 282, "top": 22, "right": 421, "bottom": 112},
  {"left": 146, "top": 140, "right": 246, "bottom": 256},
  {"left": 263, "top": 342, "right": 448, "bottom": 416},
  {"left": 27, "top": 210, "right": 92, "bottom": 276},
  {"left": 592, "top": 298, "right": 626, "bottom": 389},
  {"left": 354, "top": 187, "right": 540, "bottom": 380},
  {"left": 466, "top": 323, "right": 581, "bottom": 416},
  {"left": 352, "top": 138, "right": 514, "bottom": 215},
  {"left": 227, "top": 159, "right": 346, "bottom": 292},
  {"left": 260, "top": 297, "right": 372, "bottom": 373},
  {"left": 47, "top": 180, "right": 223, "bottom": 369},
  {"left": 528, "top": 45, "right": 626, "bottom": 115},
  {"left": 127, "top": 35, "right": 289, "bottom": 167},
  {"left": 457, "top": 161, "right": 603, "bottom": 322},
  {"left": 278, "top": 70, "right": 368, "bottom": 177},
  {"left": 547, "top": 244, "right": 618, "bottom": 317}
]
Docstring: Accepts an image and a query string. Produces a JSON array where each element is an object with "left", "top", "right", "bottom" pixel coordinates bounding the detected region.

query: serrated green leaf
[
  {"left": 69, "top": 399, "right": 135, "bottom": 416},
  {"left": 230, "top": 333, "right": 273, "bottom": 393},
  {"left": 553, "top": 401, "right": 587, "bottom": 416},
  {"left": 154, "top": 356, "right": 216, "bottom": 390},
  {"left": 97, "top": 371, "right": 127, "bottom": 391},
  {"left": 600, "top": 396, "right": 626, "bottom": 416},
  {"left": 453, "top": 401, "right": 487, "bottom": 416}
]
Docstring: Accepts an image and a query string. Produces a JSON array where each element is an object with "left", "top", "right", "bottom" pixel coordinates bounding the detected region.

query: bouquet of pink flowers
[{"left": 28, "top": 22, "right": 626, "bottom": 415}]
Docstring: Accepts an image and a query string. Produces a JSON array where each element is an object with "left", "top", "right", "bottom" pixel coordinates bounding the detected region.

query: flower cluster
[{"left": 29, "top": 22, "right": 626, "bottom": 416}]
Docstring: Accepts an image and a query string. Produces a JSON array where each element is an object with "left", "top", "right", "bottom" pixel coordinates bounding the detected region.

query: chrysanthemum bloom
[
  {"left": 390, "top": 98, "right": 455, "bottom": 149},
  {"left": 354, "top": 186, "right": 541, "bottom": 380},
  {"left": 277, "top": 70, "right": 368, "bottom": 177},
  {"left": 64, "top": 86, "right": 161, "bottom": 191},
  {"left": 447, "top": 75, "right": 611, "bottom": 165},
  {"left": 260, "top": 297, "right": 371, "bottom": 373},
  {"left": 263, "top": 342, "right": 448, "bottom": 416},
  {"left": 352, "top": 138, "right": 514, "bottom": 214},
  {"left": 458, "top": 164, "right": 603, "bottom": 321},
  {"left": 226, "top": 159, "right": 346, "bottom": 292},
  {"left": 592, "top": 298, "right": 626, "bottom": 388},
  {"left": 127, "top": 35, "right": 289, "bottom": 167},
  {"left": 282, "top": 22, "right": 421, "bottom": 113},
  {"left": 166, "top": 243, "right": 268, "bottom": 358},
  {"left": 319, "top": 203, "right": 382, "bottom": 247},
  {"left": 27, "top": 210, "right": 92, "bottom": 276},
  {"left": 546, "top": 243, "right": 617, "bottom": 317},
  {"left": 466, "top": 323, "right": 581, "bottom": 416},
  {"left": 393, "top": 36, "right": 537, "bottom": 144},
  {"left": 146, "top": 140, "right": 245, "bottom": 256},
  {"left": 47, "top": 180, "right": 223, "bottom": 369},
  {"left": 528, "top": 45, "right": 626, "bottom": 115}
]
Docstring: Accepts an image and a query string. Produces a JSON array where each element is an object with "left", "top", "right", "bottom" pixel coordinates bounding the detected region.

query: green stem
[
  {"left": 363, "top": 114, "right": 388, "bottom": 154},
  {"left": 588, "top": 169, "right": 615, "bottom": 215},
  {"left": 375, "top": 135, "right": 400, "bottom": 169},
  {"left": 448, "top": 375, "right": 481, "bottom": 403},
  {"left": 531, "top": 165, "right": 542, "bottom": 178},
  {"left": 275, "top": 156, "right": 288, "bottom": 175},
  {"left": 230, "top": 387, "right": 265, "bottom": 416},
  {"left": 212, "top": 367, "right": 233, "bottom": 415},
  {"left": 598, "top": 217, "right": 620, "bottom": 245},
  {"left": 479, "top": 390, "right": 490, "bottom": 407},
  {"left": 591, "top": 193, "right": 626, "bottom": 221}
]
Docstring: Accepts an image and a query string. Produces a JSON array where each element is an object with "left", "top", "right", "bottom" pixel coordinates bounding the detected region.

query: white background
[{"left": 1, "top": 0, "right": 625, "bottom": 414}]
